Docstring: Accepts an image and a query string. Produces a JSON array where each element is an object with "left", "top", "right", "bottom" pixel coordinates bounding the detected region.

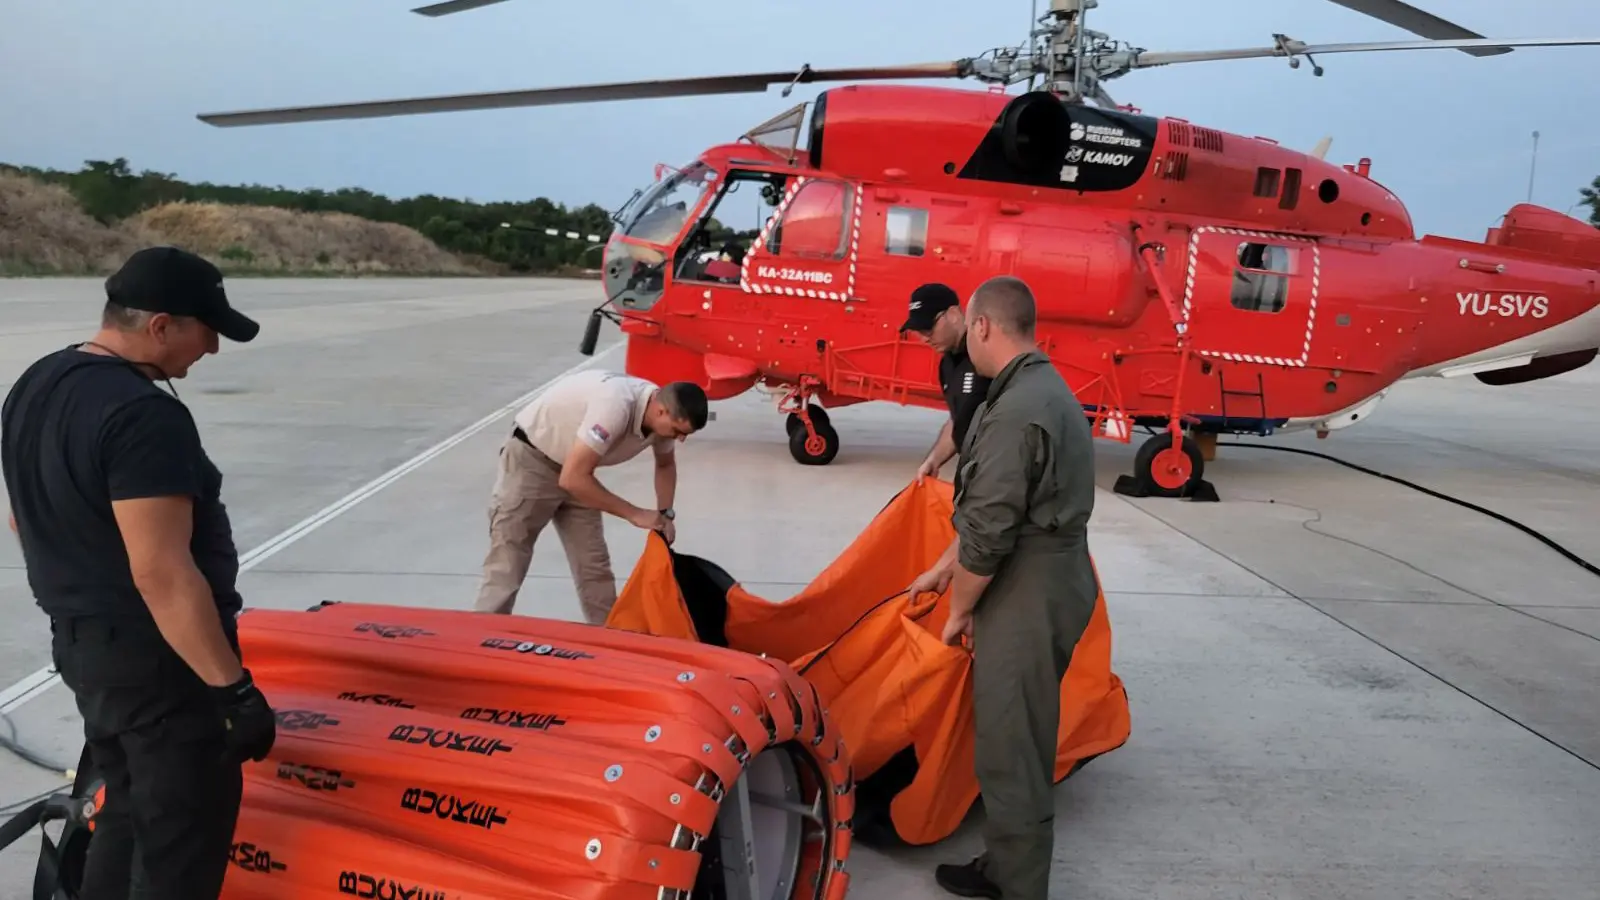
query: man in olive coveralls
[{"left": 907, "top": 275, "right": 1100, "bottom": 900}]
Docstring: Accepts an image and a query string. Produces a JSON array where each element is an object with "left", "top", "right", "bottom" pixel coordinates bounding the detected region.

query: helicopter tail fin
[{"left": 1486, "top": 203, "right": 1600, "bottom": 269}]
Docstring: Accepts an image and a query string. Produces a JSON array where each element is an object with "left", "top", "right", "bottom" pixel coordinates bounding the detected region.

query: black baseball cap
[
  {"left": 105, "top": 246, "right": 260, "bottom": 343},
  {"left": 900, "top": 283, "right": 960, "bottom": 333}
]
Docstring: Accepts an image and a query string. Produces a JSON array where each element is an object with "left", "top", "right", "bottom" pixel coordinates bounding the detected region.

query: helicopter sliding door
[
  {"left": 739, "top": 176, "right": 860, "bottom": 301},
  {"left": 1182, "top": 226, "right": 1320, "bottom": 367}
]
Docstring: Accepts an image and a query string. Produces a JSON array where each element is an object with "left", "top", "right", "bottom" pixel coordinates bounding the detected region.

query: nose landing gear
[
  {"left": 785, "top": 404, "right": 839, "bottom": 466},
  {"left": 774, "top": 379, "right": 840, "bottom": 466}
]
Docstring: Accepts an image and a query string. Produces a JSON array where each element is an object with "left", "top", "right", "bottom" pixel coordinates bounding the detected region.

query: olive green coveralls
[{"left": 951, "top": 349, "right": 1100, "bottom": 900}]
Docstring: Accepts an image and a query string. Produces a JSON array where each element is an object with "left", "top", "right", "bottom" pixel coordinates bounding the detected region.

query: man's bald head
[
  {"left": 964, "top": 275, "right": 1040, "bottom": 377},
  {"left": 968, "top": 275, "right": 1037, "bottom": 339}
]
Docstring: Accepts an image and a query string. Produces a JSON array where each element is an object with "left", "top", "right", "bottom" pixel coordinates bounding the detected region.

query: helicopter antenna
[
  {"left": 1026, "top": 0, "right": 1040, "bottom": 92},
  {"left": 1071, "top": 0, "right": 1089, "bottom": 100}
]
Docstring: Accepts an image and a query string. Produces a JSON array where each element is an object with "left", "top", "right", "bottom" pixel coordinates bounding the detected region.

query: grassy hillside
[{"left": 0, "top": 158, "right": 615, "bottom": 277}]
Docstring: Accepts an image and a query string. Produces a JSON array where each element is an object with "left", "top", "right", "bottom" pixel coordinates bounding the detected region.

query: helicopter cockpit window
[
  {"left": 620, "top": 162, "right": 718, "bottom": 245},
  {"left": 1231, "top": 241, "right": 1295, "bottom": 313},
  {"left": 768, "top": 179, "right": 853, "bottom": 261},
  {"left": 670, "top": 169, "right": 784, "bottom": 285}
]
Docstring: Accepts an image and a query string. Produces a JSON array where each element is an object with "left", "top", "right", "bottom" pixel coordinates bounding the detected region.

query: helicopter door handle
[{"left": 1459, "top": 258, "right": 1505, "bottom": 274}]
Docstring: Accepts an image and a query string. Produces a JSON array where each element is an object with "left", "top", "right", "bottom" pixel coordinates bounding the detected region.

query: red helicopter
[{"left": 199, "top": 0, "right": 1600, "bottom": 496}]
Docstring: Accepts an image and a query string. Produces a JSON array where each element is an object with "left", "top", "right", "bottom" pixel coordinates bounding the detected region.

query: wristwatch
[{"left": 660, "top": 508, "right": 675, "bottom": 520}]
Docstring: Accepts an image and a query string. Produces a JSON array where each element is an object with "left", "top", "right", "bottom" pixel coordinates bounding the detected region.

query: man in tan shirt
[{"left": 473, "top": 370, "right": 709, "bottom": 623}]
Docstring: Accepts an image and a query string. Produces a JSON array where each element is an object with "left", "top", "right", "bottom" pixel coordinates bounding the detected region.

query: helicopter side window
[
  {"left": 1230, "top": 241, "right": 1294, "bottom": 313},
  {"left": 884, "top": 206, "right": 928, "bottom": 257},
  {"left": 1253, "top": 167, "right": 1281, "bottom": 198},
  {"left": 768, "top": 179, "right": 854, "bottom": 261},
  {"left": 1279, "top": 168, "right": 1303, "bottom": 210}
]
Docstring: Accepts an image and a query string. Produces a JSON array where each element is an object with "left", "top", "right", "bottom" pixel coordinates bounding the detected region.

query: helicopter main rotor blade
[
  {"left": 411, "top": 0, "right": 514, "bottom": 15},
  {"left": 196, "top": 62, "right": 968, "bottom": 127},
  {"left": 1322, "top": 0, "right": 1510, "bottom": 56},
  {"left": 1130, "top": 36, "right": 1600, "bottom": 70}
]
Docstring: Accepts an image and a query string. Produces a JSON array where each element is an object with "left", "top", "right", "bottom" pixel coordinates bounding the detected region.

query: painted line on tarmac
[{"left": 0, "top": 341, "right": 623, "bottom": 716}]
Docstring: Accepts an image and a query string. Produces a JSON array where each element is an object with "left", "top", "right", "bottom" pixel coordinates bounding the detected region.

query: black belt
[
  {"left": 49, "top": 613, "right": 157, "bottom": 637},
  {"left": 49, "top": 612, "right": 236, "bottom": 640}
]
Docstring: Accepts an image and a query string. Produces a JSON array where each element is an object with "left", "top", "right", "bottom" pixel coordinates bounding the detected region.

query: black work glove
[{"left": 211, "top": 669, "right": 276, "bottom": 764}]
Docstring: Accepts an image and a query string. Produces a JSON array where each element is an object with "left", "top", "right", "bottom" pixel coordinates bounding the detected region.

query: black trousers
[{"left": 49, "top": 614, "right": 244, "bottom": 900}]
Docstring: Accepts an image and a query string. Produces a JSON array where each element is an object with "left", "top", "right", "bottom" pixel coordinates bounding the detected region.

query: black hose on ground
[{"left": 1214, "top": 440, "right": 1599, "bottom": 579}]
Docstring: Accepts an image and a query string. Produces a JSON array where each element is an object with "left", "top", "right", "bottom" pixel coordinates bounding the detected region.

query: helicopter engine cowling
[{"left": 807, "top": 85, "right": 1026, "bottom": 186}]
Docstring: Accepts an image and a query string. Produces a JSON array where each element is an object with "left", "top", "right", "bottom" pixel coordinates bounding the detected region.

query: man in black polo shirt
[
  {"left": 2, "top": 246, "right": 277, "bottom": 899},
  {"left": 901, "top": 282, "right": 993, "bottom": 483}
]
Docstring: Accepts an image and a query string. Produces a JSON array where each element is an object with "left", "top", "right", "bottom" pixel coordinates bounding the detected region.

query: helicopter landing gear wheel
[
  {"left": 1133, "top": 430, "right": 1205, "bottom": 497},
  {"left": 786, "top": 405, "right": 838, "bottom": 466}
]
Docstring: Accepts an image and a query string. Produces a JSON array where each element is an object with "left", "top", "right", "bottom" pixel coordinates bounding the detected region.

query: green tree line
[{"left": 1, "top": 157, "right": 621, "bottom": 273}]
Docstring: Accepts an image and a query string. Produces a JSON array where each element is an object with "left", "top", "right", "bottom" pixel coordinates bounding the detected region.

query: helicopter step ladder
[{"left": 1215, "top": 369, "right": 1270, "bottom": 434}]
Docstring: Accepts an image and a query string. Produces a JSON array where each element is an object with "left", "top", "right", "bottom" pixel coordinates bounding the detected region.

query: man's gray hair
[
  {"left": 101, "top": 300, "right": 154, "bottom": 332},
  {"left": 968, "top": 275, "right": 1037, "bottom": 338}
]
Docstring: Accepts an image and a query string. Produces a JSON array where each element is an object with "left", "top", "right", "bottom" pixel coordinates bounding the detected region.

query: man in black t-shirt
[
  {"left": 901, "top": 283, "right": 993, "bottom": 483},
  {"left": 1, "top": 246, "right": 277, "bottom": 899}
]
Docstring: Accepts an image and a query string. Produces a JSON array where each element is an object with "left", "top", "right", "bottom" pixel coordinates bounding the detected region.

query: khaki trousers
[{"left": 473, "top": 432, "right": 617, "bottom": 624}]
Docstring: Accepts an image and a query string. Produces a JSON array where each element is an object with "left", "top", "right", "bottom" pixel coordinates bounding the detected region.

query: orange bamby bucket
[{"left": 608, "top": 477, "right": 1133, "bottom": 848}]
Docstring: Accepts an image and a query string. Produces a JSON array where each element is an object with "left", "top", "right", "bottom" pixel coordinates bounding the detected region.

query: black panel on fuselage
[{"left": 957, "top": 92, "right": 1159, "bottom": 193}]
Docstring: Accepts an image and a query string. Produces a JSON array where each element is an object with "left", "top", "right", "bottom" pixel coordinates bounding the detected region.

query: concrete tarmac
[{"left": 0, "top": 277, "right": 1595, "bottom": 899}]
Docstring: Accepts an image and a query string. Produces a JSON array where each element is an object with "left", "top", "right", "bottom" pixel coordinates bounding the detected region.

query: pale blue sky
[{"left": 2, "top": 0, "right": 1596, "bottom": 240}]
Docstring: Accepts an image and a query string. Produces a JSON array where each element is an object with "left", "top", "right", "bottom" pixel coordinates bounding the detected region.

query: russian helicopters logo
[{"left": 1071, "top": 121, "right": 1143, "bottom": 148}]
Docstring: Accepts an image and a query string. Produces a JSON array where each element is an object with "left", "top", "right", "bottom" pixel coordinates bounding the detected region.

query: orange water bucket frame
[{"left": 217, "top": 601, "right": 855, "bottom": 900}]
